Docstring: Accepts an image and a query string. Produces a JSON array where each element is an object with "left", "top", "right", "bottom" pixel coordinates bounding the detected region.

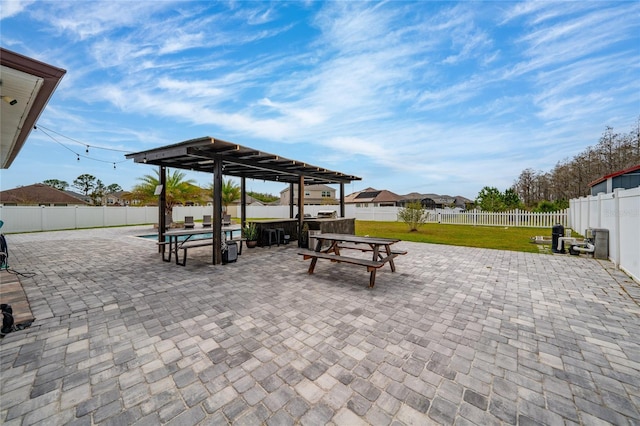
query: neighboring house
[
  {"left": 105, "top": 191, "right": 134, "bottom": 206},
  {"left": 345, "top": 187, "right": 404, "bottom": 207},
  {"left": 589, "top": 164, "right": 640, "bottom": 195},
  {"left": 64, "top": 190, "right": 92, "bottom": 204},
  {"left": 400, "top": 192, "right": 473, "bottom": 210},
  {"left": 280, "top": 184, "right": 337, "bottom": 205},
  {"left": 0, "top": 184, "right": 90, "bottom": 206}
]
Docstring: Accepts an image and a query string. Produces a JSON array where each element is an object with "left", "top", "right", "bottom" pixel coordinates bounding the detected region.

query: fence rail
[{"left": 427, "top": 209, "right": 569, "bottom": 228}]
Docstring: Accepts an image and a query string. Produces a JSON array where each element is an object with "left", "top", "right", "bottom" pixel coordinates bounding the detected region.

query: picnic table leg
[
  {"left": 384, "top": 245, "right": 397, "bottom": 272},
  {"left": 368, "top": 267, "right": 377, "bottom": 288},
  {"left": 308, "top": 257, "right": 318, "bottom": 274},
  {"left": 177, "top": 248, "right": 187, "bottom": 266},
  {"left": 161, "top": 243, "right": 171, "bottom": 262},
  {"left": 162, "top": 237, "right": 176, "bottom": 263}
]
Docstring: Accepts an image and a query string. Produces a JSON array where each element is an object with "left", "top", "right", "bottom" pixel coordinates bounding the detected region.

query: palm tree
[
  {"left": 131, "top": 169, "right": 205, "bottom": 218},
  {"left": 208, "top": 179, "right": 241, "bottom": 213}
]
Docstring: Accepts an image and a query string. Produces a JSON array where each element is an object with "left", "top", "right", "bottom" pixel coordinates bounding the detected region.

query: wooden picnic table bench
[{"left": 297, "top": 233, "right": 406, "bottom": 288}]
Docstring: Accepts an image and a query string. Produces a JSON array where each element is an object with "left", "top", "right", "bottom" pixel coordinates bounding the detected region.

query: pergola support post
[
  {"left": 158, "top": 166, "right": 166, "bottom": 252},
  {"left": 340, "top": 183, "right": 345, "bottom": 218},
  {"left": 212, "top": 159, "right": 223, "bottom": 265},
  {"left": 298, "top": 176, "right": 304, "bottom": 247},
  {"left": 241, "top": 177, "right": 247, "bottom": 230},
  {"left": 289, "top": 182, "right": 294, "bottom": 218}
]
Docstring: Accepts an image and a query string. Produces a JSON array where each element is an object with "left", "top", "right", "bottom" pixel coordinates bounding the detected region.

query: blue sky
[{"left": 1, "top": 1, "right": 638, "bottom": 200}]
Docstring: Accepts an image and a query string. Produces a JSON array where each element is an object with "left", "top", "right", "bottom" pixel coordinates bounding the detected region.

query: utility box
[
  {"left": 222, "top": 241, "right": 238, "bottom": 264},
  {"left": 552, "top": 223, "right": 564, "bottom": 253},
  {"left": 592, "top": 228, "right": 609, "bottom": 260}
]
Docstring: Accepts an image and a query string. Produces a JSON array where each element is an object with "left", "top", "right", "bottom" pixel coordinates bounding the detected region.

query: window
[
  {"left": 304, "top": 191, "right": 311, "bottom": 196},
  {"left": 321, "top": 191, "right": 331, "bottom": 197}
]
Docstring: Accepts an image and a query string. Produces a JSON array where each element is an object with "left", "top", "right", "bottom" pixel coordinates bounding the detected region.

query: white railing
[
  {"left": 175, "top": 205, "right": 569, "bottom": 227},
  {"left": 570, "top": 186, "right": 640, "bottom": 283},
  {"left": 428, "top": 208, "right": 568, "bottom": 228}
]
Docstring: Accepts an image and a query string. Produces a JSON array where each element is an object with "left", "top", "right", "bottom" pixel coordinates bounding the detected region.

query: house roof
[
  {"left": 588, "top": 164, "right": 640, "bottom": 187},
  {"left": 126, "top": 137, "right": 361, "bottom": 185},
  {"left": 0, "top": 184, "right": 90, "bottom": 205},
  {"left": 1, "top": 48, "right": 66, "bottom": 169},
  {"left": 279, "top": 184, "right": 335, "bottom": 194},
  {"left": 345, "top": 188, "right": 403, "bottom": 203}
]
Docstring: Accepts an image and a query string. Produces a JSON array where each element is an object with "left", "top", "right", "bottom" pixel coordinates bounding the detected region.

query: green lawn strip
[{"left": 356, "top": 221, "right": 553, "bottom": 253}]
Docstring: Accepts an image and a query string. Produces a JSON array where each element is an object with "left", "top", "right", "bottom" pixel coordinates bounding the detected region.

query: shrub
[{"left": 398, "top": 201, "right": 429, "bottom": 231}]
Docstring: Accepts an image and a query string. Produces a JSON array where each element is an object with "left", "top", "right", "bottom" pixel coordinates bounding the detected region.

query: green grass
[{"left": 356, "top": 221, "right": 558, "bottom": 253}]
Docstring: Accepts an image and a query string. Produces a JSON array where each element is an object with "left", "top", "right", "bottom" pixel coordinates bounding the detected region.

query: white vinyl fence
[
  {"left": 0, "top": 206, "right": 158, "bottom": 234},
  {"left": 0, "top": 204, "right": 569, "bottom": 234},
  {"left": 570, "top": 186, "right": 640, "bottom": 283},
  {"left": 176, "top": 205, "right": 569, "bottom": 228}
]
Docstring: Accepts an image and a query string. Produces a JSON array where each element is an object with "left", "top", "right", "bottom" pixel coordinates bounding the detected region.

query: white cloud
[{"left": 0, "top": 0, "right": 35, "bottom": 20}]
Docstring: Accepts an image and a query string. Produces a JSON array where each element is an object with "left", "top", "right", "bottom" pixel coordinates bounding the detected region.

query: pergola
[{"left": 126, "top": 137, "right": 361, "bottom": 264}]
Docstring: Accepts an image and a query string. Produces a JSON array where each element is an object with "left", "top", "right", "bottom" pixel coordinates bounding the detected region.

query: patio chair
[
  {"left": 202, "top": 215, "right": 212, "bottom": 228},
  {"left": 184, "top": 216, "right": 195, "bottom": 229},
  {"left": 222, "top": 214, "right": 231, "bottom": 226}
]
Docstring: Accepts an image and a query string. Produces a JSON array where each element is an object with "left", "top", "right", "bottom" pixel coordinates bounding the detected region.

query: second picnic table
[
  {"left": 298, "top": 233, "right": 406, "bottom": 287},
  {"left": 161, "top": 226, "right": 241, "bottom": 266}
]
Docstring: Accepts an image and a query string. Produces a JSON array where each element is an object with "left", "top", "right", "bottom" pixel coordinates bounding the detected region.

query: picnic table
[
  {"left": 297, "top": 233, "right": 407, "bottom": 287},
  {"left": 161, "top": 226, "right": 240, "bottom": 266}
]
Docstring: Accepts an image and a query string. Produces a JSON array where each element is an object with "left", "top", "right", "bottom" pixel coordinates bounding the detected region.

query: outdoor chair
[
  {"left": 222, "top": 214, "right": 231, "bottom": 226},
  {"left": 184, "top": 216, "right": 195, "bottom": 229},
  {"left": 202, "top": 215, "right": 212, "bottom": 227}
]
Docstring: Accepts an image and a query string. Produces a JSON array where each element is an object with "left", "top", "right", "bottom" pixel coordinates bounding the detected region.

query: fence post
[{"left": 613, "top": 188, "right": 621, "bottom": 267}]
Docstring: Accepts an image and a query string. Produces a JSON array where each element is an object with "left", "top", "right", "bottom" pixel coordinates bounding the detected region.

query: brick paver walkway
[{"left": 1, "top": 226, "right": 638, "bottom": 425}]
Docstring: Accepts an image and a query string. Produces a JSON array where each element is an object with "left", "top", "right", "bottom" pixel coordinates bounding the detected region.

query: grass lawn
[{"left": 356, "top": 221, "right": 558, "bottom": 253}]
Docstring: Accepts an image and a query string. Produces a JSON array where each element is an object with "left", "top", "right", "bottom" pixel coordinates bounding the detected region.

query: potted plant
[{"left": 243, "top": 223, "right": 259, "bottom": 248}]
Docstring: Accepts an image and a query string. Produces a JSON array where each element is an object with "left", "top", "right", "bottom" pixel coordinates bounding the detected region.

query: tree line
[
  {"left": 43, "top": 171, "right": 279, "bottom": 210},
  {"left": 43, "top": 175, "right": 122, "bottom": 206},
  {"left": 512, "top": 119, "right": 640, "bottom": 208},
  {"left": 475, "top": 119, "right": 640, "bottom": 212}
]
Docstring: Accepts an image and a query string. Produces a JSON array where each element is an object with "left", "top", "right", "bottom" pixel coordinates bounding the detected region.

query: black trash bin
[{"left": 552, "top": 223, "right": 564, "bottom": 253}]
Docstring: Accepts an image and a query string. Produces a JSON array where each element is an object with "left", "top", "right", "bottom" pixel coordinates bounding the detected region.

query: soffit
[
  {"left": 1, "top": 66, "right": 43, "bottom": 168},
  {"left": 0, "top": 48, "right": 67, "bottom": 169}
]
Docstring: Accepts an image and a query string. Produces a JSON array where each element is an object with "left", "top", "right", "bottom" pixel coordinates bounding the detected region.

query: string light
[
  {"left": 35, "top": 125, "right": 130, "bottom": 168},
  {"left": 36, "top": 125, "right": 132, "bottom": 153}
]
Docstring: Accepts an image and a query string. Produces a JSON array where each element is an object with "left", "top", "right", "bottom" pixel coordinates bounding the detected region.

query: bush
[{"left": 398, "top": 201, "right": 429, "bottom": 231}]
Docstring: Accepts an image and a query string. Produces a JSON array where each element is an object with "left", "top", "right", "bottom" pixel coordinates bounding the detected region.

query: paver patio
[{"left": 0, "top": 226, "right": 639, "bottom": 425}]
